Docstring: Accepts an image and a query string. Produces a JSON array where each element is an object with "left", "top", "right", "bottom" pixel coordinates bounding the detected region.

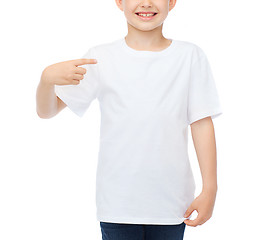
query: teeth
[{"left": 138, "top": 13, "right": 155, "bottom": 17}]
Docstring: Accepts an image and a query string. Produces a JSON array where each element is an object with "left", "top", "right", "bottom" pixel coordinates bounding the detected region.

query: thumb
[{"left": 184, "top": 205, "right": 194, "bottom": 218}]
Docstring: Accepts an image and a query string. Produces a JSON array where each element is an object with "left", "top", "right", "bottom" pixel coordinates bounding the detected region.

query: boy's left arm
[{"left": 183, "top": 116, "right": 218, "bottom": 227}]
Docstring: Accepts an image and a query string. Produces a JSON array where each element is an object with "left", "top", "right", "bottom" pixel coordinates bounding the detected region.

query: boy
[{"left": 36, "top": 0, "right": 223, "bottom": 239}]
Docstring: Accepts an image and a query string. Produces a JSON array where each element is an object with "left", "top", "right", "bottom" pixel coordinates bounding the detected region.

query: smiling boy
[{"left": 36, "top": 0, "right": 223, "bottom": 239}]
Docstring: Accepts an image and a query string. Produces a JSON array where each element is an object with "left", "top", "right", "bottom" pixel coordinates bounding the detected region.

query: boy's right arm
[
  {"left": 36, "top": 58, "right": 97, "bottom": 119},
  {"left": 36, "top": 77, "right": 66, "bottom": 119}
]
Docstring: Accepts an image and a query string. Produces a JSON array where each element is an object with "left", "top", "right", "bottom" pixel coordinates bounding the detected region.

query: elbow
[{"left": 36, "top": 109, "right": 54, "bottom": 119}]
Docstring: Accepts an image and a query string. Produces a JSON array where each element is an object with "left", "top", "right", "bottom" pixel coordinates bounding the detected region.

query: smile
[{"left": 135, "top": 12, "right": 158, "bottom": 21}]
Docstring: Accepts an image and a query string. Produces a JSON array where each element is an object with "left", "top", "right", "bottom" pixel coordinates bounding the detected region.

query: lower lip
[{"left": 135, "top": 13, "right": 157, "bottom": 21}]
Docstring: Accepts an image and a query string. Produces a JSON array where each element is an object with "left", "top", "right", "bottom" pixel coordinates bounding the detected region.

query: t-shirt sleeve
[
  {"left": 187, "top": 46, "right": 223, "bottom": 125},
  {"left": 54, "top": 47, "right": 100, "bottom": 117}
]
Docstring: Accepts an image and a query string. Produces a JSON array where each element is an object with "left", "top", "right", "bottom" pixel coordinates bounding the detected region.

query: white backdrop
[{"left": 1, "top": 0, "right": 276, "bottom": 239}]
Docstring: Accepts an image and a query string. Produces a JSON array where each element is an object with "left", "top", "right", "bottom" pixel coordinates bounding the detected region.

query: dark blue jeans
[{"left": 100, "top": 221, "right": 186, "bottom": 240}]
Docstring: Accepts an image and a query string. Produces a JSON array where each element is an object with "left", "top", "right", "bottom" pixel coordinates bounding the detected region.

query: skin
[{"left": 115, "top": 0, "right": 218, "bottom": 227}]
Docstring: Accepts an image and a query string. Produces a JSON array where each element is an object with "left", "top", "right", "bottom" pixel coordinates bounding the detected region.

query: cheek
[
  {"left": 124, "top": 11, "right": 133, "bottom": 19},
  {"left": 158, "top": 11, "right": 168, "bottom": 20}
]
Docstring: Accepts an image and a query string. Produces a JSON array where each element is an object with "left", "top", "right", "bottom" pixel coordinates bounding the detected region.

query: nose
[{"left": 139, "top": 0, "right": 153, "bottom": 7}]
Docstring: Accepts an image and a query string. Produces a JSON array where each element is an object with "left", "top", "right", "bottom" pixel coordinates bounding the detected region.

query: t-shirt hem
[{"left": 97, "top": 215, "right": 186, "bottom": 225}]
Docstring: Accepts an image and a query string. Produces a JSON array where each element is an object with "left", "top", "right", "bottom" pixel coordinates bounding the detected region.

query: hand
[
  {"left": 183, "top": 189, "right": 217, "bottom": 227},
  {"left": 41, "top": 58, "right": 97, "bottom": 86}
]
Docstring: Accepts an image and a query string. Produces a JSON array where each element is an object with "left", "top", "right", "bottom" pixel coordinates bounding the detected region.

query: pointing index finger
[{"left": 74, "top": 58, "right": 97, "bottom": 67}]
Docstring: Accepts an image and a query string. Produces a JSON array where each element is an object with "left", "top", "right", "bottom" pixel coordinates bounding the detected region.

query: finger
[
  {"left": 184, "top": 213, "right": 205, "bottom": 227},
  {"left": 71, "top": 79, "right": 80, "bottom": 85},
  {"left": 75, "top": 67, "right": 87, "bottom": 75},
  {"left": 184, "top": 205, "right": 195, "bottom": 218},
  {"left": 184, "top": 217, "right": 201, "bottom": 227},
  {"left": 72, "top": 73, "right": 84, "bottom": 81},
  {"left": 74, "top": 58, "right": 97, "bottom": 67}
]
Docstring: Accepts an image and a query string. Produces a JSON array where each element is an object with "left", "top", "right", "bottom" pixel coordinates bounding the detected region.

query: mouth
[{"left": 135, "top": 12, "right": 158, "bottom": 20}]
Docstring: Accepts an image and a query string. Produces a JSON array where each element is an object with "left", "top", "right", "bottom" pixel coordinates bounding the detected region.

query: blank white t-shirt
[{"left": 55, "top": 38, "right": 223, "bottom": 225}]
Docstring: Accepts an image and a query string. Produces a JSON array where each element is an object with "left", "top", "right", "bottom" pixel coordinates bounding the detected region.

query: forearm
[
  {"left": 36, "top": 71, "right": 59, "bottom": 119},
  {"left": 190, "top": 117, "right": 218, "bottom": 193}
]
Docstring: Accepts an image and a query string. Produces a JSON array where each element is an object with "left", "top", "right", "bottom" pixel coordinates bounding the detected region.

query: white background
[{"left": 1, "top": 0, "right": 276, "bottom": 239}]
